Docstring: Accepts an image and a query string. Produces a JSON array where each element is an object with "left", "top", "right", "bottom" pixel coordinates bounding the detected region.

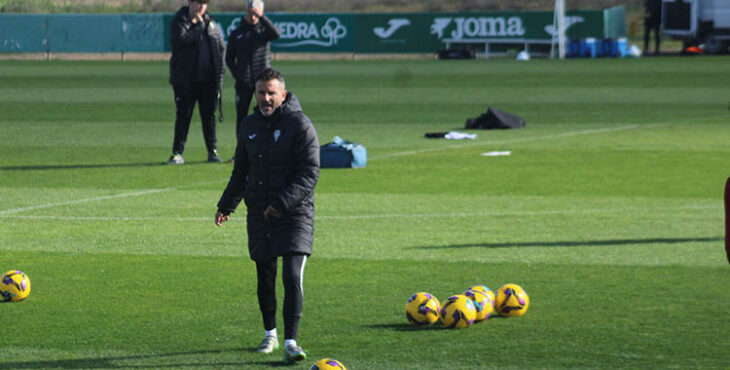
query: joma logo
[{"left": 431, "top": 16, "right": 526, "bottom": 40}]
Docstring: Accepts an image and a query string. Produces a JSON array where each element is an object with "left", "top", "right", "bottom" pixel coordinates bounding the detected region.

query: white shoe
[
  {"left": 283, "top": 343, "right": 307, "bottom": 363},
  {"left": 167, "top": 154, "right": 184, "bottom": 165},
  {"left": 256, "top": 335, "right": 279, "bottom": 353}
]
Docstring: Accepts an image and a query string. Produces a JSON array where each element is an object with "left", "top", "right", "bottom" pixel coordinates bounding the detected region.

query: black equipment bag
[
  {"left": 320, "top": 136, "right": 367, "bottom": 168},
  {"left": 438, "top": 48, "right": 476, "bottom": 60},
  {"left": 465, "top": 107, "right": 526, "bottom": 129}
]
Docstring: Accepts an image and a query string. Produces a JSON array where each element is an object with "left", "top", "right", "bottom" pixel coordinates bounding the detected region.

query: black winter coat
[
  {"left": 217, "top": 93, "right": 320, "bottom": 261},
  {"left": 644, "top": 0, "right": 661, "bottom": 21},
  {"left": 169, "top": 6, "right": 226, "bottom": 91},
  {"left": 225, "top": 16, "right": 280, "bottom": 89}
]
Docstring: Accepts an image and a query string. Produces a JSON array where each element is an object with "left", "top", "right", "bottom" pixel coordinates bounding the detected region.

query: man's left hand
[{"left": 263, "top": 205, "right": 281, "bottom": 219}]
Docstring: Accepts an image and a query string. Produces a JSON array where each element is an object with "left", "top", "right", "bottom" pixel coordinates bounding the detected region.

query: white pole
[
  {"left": 556, "top": 0, "right": 566, "bottom": 59},
  {"left": 551, "top": 0, "right": 566, "bottom": 59}
]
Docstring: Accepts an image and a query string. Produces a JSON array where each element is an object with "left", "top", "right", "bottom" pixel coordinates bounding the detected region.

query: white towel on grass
[{"left": 444, "top": 131, "right": 477, "bottom": 140}]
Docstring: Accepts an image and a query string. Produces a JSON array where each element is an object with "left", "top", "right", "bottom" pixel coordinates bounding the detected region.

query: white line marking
[
  {"left": 0, "top": 215, "right": 209, "bottom": 222},
  {"left": 370, "top": 125, "right": 642, "bottom": 160},
  {"left": 0, "top": 205, "right": 718, "bottom": 222},
  {"left": 0, "top": 188, "right": 174, "bottom": 215},
  {"left": 0, "top": 179, "right": 227, "bottom": 215}
]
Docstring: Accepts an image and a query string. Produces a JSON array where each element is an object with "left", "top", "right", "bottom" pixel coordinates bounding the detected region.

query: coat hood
[{"left": 280, "top": 92, "right": 303, "bottom": 115}]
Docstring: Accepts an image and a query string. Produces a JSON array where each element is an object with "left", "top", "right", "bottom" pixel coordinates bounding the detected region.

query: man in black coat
[
  {"left": 215, "top": 68, "right": 319, "bottom": 364},
  {"left": 167, "top": 0, "right": 226, "bottom": 165},
  {"left": 225, "top": 0, "right": 280, "bottom": 159},
  {"left": 643, "top": 0, "right": 662, "bottom": 56}
]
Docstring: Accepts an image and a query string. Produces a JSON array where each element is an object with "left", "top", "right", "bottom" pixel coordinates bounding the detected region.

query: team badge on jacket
[{"left": 274, "top": 130, "right": 281, "bottom": 142}]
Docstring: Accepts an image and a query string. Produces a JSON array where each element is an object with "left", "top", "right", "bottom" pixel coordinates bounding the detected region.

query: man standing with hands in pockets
[{"left": 225, "top": 0, "right": 280, "bottom": 160}]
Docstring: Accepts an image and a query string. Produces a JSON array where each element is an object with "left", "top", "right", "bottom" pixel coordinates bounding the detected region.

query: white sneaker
[
  {"left": 167, "top": 154, "right": 184, "bottom": 165},
  {"left": 283, "top": 343, "right": 306, "bottom": 363},
  {"left": 256, "top": 335, "right": 279, "bottom": 353}
]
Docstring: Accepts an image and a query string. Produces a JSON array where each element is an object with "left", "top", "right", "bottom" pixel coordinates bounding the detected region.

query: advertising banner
[
  {"left": 1, "top": 8, "right": 623, "bottom": 54},
  {"left": 355, "top": 11, "right": 605, "bottom": 53},
  {"left": 212, "top": 13, "right": 356, "bottom": 53}
]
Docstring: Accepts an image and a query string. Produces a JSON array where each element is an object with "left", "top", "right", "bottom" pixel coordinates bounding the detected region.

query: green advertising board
[
  {"left": 1, "top": 7, "right": 624, "bottom": 54},
  {"left": 209, "top": 13, "right": 356, "bottom": 53},
  {"left": 354, "top": 10, "right": 606, "bottom": 53},
  {"left": 212, "top": 10, "right": 611, "bottom": 54}
]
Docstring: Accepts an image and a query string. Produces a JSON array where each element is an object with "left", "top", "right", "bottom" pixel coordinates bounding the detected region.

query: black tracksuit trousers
[
  {"left": 256, "top": 254, "right": 307, "bottom": 340},
  {"left": 234, "top": 83, "right": 256, "bottom": 140},
  {"left": 172, "top": 82, "right": 218, "bottom": 155}
]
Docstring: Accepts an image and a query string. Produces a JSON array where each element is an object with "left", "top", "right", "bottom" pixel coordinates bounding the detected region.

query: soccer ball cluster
[
  {"left": 0, "top": 270, "right": 32, "bottom": 303},
  {"left": 405, "top": 283, "right": 529, "bottom": 329}
]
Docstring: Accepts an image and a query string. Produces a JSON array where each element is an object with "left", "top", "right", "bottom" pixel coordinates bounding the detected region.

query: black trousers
[
  {"left": 255, "top": 254, "right": 307, "bottom": 340},
  {"left": 235, "top": 83, "right": 256, "bottom": 140},
  {"left": 644, "top": 18, "right": 661, "bottom": 54},
  {"left": 172, "top": 82, "right": 218, "bottom": 155}
]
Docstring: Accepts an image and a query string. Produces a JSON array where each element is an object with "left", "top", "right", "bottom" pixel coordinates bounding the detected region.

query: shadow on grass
[
  {"left": 0, "top": 161, "right": 226, "bottom": 171},
  {"left": 413, "top": 236, "right": 723, "bottom": 250},
  {"left": 367, "top": 316, "right": 509, "bottom": 332},
  {"left": 365, "top": 323, "right": 442, "bottom": 332},
  {"left": 0, "top": 348, "right": 300, "bottom": 369}
]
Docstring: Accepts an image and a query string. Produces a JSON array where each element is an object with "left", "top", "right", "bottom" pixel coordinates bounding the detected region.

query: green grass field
[{"left": 1, "top": 56, "right": 729, "bottom": 369}]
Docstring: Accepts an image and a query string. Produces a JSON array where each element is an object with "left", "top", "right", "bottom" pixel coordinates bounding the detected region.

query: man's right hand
[
  {"left": 189, "top": 3, "right": 204, "bottom": 24},
  {"left": 215, "top": 211, "right": 230, "bottom": 226},
  {"left": 246, "top": 6, "right": 262, "bottom": 24}
]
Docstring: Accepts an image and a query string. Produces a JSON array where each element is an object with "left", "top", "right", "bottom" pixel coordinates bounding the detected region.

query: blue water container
[
  {"left": 584, "top": 38, "right": 597, "bottom": 58},
  {"left": 567, "top": 39, "right": 579, "bottom": 58},
  {"left": 600, "top": 39, "right": 620, "bottom": 57},
  {"left": 577, "top": 40, "right": 588, "bottom": 57},
  {"left": 577, "top": 38, "right": 597, "bottom": 58}
]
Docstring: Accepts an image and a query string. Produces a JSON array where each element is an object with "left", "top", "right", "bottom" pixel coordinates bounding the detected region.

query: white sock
[
  {"left": 284, "top": 339, "right": 297, "bottom": 348},
  {"left": 265, "top": 329, "right": 277, "bottom": 338}
]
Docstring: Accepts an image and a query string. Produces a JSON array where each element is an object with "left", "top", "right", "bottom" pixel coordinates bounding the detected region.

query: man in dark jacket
[
  {"left": 215, "top": 68, "right": 319, "bottom": 364},
  {"left": 643, "top": 0, "right": 662, "bottom": 56},
  {"left": 167, "top": 0, "right": 226, "bottom": 165},
  {"left": 225, "top": 0, "right": 280, "bottom": 157}
]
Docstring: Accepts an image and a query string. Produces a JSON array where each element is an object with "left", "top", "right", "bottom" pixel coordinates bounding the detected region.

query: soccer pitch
[{"left": 1, "top": 57, "right": 728, "bottom": 369}]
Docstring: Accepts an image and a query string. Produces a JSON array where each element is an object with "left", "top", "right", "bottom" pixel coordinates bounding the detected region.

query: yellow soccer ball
[
  {"left": 464, "top": 289, "right": 494, "bottom": 322},
  {"left": 495, "top": 283, "right": 529, "bottom": 317},
  {"left": 310, "top": 358, "right": 347, "bottom": 370},
  {"left": 0, "top": 270, "right": 31, "bottom": 302},
  {"left": 465, "top": 285, "right": 495, "bottom": 308},
  {"left": 405, "top": 292, "right": 441, "bottom": 326},
  {"left": 440, "top": 294, "right": 476, "bottom": 329}
]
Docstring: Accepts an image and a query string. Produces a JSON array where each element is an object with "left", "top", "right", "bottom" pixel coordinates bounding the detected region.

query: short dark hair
[
  {"left": 190, "top": 0, "right": 210, "bottom": 4},
  {"left": 255, "top": 68, "right": 285, "bottom": 87}
]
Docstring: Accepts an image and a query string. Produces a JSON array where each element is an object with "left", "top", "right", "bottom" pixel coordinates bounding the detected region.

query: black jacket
[
  {"left": 644, "top": 0, "right": 661, "bottom": 20},
  {"left": 225, "top": 16, "right": 280, "bottom": 88},
  {"left": 217, "top": 93, "right": 320, "bottom": 261},
  {"left": 169, "top": 6, "right": 226, "bottom": 91}
]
